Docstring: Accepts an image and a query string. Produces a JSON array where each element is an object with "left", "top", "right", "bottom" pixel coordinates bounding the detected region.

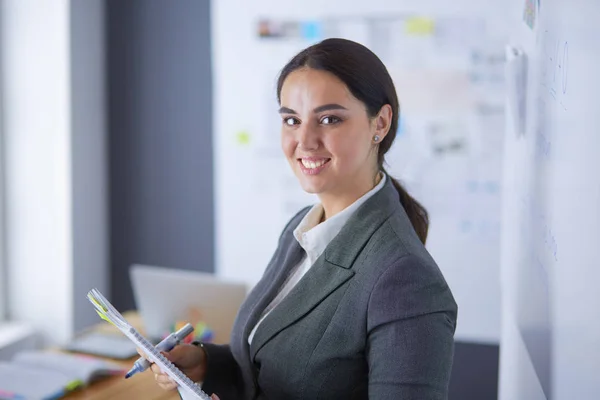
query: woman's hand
[{"left": 137, "top": 343, "right": 217, "bottom": 397}]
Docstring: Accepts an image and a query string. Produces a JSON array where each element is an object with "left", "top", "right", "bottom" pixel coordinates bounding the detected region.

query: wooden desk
[
  {"left": 61, "top": 312, "right": 185, "bottom": 400},
  {"left": 63, "top": 361, "right": 179, "bottom": 400}
]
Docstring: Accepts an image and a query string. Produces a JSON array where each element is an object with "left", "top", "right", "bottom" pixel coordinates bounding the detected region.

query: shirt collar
[{"left": 293, "top": 173, "right": 387, "bottom": 265}]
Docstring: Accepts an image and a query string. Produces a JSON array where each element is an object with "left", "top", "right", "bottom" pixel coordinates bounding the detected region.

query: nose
[{"left": 297, "top": 124, "right": 319, "bottom": 151}]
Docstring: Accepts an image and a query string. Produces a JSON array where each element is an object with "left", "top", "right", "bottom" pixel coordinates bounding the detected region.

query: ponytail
[{"left": 384, "top": 169, "right": 429, "bottom": 244}]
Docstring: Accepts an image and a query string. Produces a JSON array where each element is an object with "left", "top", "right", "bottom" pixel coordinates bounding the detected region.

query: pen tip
[{"left": 125, "top": 372, "right": 133, "bottom": 379}]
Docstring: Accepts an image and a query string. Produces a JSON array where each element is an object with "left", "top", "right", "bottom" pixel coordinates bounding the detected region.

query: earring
[{"left": 373, "top": 135, "right": 380, "bottom": 143}]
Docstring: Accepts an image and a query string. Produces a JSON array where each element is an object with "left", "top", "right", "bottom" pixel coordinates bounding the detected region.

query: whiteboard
[
  {"left": 500, "top": 0, "right": 600, "bottom": 398},
  {"left": 212, "top": 0, "right": 509, "bottom": 344}
]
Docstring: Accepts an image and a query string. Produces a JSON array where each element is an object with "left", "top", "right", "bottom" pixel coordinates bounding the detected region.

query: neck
[{"left": 319, "top": 171, "right": 382, "bottom": 221}]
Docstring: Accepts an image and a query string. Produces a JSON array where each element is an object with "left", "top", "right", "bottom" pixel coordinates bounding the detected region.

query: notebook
[
  {"left": 87, "top": 288, "right": 211, "bottom": 400},
  {"left": 0, "top": 350, "right": 124, "bottom": 400}
]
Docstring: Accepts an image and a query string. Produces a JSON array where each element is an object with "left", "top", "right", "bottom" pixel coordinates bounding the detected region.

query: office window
[
  {"left": 0, "top": 99, "right": 5, "bottom": 321},
  {"left": 0, "top": 116, "right": 5, "bottom": 321},
  {"left": 0, "top": 10, "right": 5, "bottom": 320}
]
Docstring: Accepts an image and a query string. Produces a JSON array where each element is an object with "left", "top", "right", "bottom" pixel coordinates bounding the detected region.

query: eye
[
  {"left": 283, "top": 117, "right": 300, "bottom": 126},
  {"left": 320, "top": 115, "right": 341, "bottom": 125}
]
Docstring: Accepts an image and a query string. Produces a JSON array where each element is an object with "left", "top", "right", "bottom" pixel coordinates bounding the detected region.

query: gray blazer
[{"left": 200, "top": 177, "right": 458, "bottom": 399}]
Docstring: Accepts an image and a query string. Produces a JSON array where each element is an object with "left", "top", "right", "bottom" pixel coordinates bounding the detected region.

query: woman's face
[{"left": 279, "top": 68, "right": 389, "bottom": 199}]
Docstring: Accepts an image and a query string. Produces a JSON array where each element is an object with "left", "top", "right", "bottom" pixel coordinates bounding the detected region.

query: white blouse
[{"left": 248, "top": 173, "right": 386, "bottom": 344}]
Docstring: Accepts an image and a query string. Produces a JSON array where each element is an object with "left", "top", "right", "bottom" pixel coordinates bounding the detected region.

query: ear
[{"left": 374, "top": 104, "right": 393, "bottom": 140}]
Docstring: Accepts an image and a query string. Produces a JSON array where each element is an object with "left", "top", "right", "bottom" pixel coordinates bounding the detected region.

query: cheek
[
  {"left": 281, "top": 132, "right": 296, "bottom": 158},
  {"left": 327, "top": 131, "right": 370, "bottom": 163}
]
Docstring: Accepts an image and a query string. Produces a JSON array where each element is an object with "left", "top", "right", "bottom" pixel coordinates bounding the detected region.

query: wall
[
  {"left": 71, "top": 0, "right": 108, "bottom": 333},
  {"left": 1, "top": 0, "right": 107, "bottom": 345},
  {"left": 106, "top": 0, "right": 214, "bottom": 311},
  {"left": 212, "top": 1, "right": 508, "bottom": 398},
  {"left": 212, "top": 0, "right": 508, "bottom": 339}
]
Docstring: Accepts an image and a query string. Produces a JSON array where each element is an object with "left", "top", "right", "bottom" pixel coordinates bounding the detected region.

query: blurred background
[{"left": 0, "top": 1, "right": 598, "bottom": 399}]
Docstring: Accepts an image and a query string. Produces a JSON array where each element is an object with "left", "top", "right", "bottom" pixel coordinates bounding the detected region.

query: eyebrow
[{"left": 278, "top": 103, "right": 348, "bottom": 114}]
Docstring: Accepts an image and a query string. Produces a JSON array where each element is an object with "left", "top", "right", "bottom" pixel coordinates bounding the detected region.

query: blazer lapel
[
  {"left": 325, "top": 176, "right": 402, "bottom": 269},
  {"left": 249, "top": 255, "right": 354, "bottom": 360},
  {"left": 242, "top": 238, "right": 305, "bottom": 343},
  {"left": 229, "top": 216, "right": 307, "bottom": 398},
  {"left": 248, "top": 177, "right": 403, "bottom": 360}
]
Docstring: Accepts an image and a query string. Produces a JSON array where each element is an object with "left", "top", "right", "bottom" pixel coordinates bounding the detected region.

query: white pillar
[{"left": 1, "top": 0, "right": 107, "bottom": 346}]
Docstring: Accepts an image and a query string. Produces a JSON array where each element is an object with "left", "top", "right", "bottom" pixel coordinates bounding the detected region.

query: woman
[{"left": 147, "top": 38, "right": 457, "bottom": 399}]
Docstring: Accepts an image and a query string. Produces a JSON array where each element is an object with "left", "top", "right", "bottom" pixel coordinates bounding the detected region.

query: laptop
[{"left": 129, "top": 264, "right": 248, "bottom": 344}]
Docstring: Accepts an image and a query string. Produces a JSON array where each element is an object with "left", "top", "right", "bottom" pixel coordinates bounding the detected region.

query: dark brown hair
[{"left": 276, "top": 38, "right": 429, "bottom": 243}]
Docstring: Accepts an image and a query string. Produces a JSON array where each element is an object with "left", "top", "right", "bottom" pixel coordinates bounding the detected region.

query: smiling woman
[
  {"left": 278, "top": 66, "right": 391, "bottom": 220},
  {"left": 147, "top": 38, "right": 457, "bottom": 400},
  {"left": 277, "top": 40, "right": 429, "bottom": 240}
]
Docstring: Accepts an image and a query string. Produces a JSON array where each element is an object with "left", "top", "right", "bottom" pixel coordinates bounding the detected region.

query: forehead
[{"left": 280, "top": 68, "right": 357, "bottom": 106}]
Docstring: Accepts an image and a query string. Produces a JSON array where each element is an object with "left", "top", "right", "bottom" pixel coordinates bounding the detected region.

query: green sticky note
[
  {"left": 236, "top": 131, "right": 251, "bottom": 145},
  {"left": 96, "top": 310, "right": 116, "bottom": 327},
  {"left": 405, "top": 17, "right": 435, "bottom": 35},
  {"left": 65, "top": 379, "right": 83, "bottom": 391}
]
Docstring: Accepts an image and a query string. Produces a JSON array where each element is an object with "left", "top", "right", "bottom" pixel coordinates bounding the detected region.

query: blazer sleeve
[
  {"left": 195, "top": 343, "right": 243, "bottom": 400},
  {"left": 366, "top": 254, "right": 458, "bottom": 400}
]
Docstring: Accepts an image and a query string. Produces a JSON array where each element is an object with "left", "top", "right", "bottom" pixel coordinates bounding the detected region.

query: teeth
[{"left": 302, "top": 159, "right": 327, "bottom": 169}]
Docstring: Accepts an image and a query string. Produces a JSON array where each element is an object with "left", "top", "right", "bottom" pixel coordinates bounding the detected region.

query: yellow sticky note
[
  {"left": 89, "top": 296, "right": 107, "bottom": 312},
  {"left": 405, "top": 17, "right": 435, "bottom": 35},
  {"left": 96, "top": 310, "right": 116, "bottom": 327},
  {"left": 236, "top": 131, "right": 251, "bottom": 145}
]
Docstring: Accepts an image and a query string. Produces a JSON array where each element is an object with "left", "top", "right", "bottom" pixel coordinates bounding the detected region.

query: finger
[
  {"left": 155, "top": 372, "right": 176, "bottom": 386},
  {"left": 150, "top": 363, "right": 163, "bottom": 374},
  {"left": 211, "top": 395, "right": 220, "bottom": 400},
  {"left": 136, "top": 347, "right": 153, "bottom": 365},
  {"left": 162, "top": 347, "right": 186, "bottom": 362},
  {"left": 158, "top": 381, "right": 178, "bottom": 391}
]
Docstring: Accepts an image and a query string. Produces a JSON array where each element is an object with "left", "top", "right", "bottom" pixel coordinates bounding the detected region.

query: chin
[
  {"left": 299, "top": 183, "right": 321, "bottom": 194},
  {"left": 291, "top": 165, "right": 333, "bottom": 195},
  {"left": 297, "top": 179, "right": 326, "bottom": 195}
]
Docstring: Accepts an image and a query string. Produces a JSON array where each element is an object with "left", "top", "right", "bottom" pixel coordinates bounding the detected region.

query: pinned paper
[
  {"left": 396, "top": 117, "right": 404, "bottom": 136},
  {"left": 523, "top": 0, "right": 537, "bottom": 29},
  {"left": 505, "top": 45, "right": 528, "bottom": 137},
  {"left": 405, "top": 17, "right": 435, "bottom": 35},
  {"left": 301, "top": 21, "right": 322, "bottom": 41}
]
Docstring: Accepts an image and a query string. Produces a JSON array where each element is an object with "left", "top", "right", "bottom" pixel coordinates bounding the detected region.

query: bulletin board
[{"left": 212, "top": 1, "right": 509, "bottom": 344}]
